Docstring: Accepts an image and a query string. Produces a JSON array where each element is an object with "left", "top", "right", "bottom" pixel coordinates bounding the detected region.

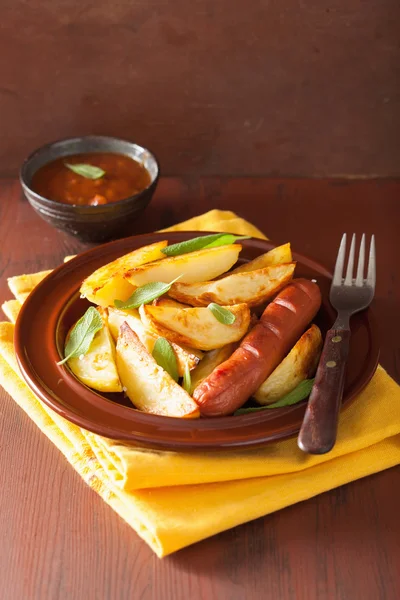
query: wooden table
[{"left": 1, "top": 178, "right": 399, "bottom": 600}]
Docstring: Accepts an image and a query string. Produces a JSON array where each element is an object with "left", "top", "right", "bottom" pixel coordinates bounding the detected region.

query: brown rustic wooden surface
[
  {"left": 0, "top": 178, "right": 399, "bottom": 600},
  {"left": 1, "top": 0, "right": 400, "bottom": 177}
]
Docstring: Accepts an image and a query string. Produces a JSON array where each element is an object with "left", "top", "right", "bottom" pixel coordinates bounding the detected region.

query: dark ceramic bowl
[
  {"left": 14, "top": 233, "right": 380, "bottom": 451},
  {"left": 20, "top": 136, "right": 159, "bottom": 243}
]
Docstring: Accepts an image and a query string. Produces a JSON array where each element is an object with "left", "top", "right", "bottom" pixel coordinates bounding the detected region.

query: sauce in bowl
[{"left": 31, "top": 152, "right": 151, "bottom": 206}]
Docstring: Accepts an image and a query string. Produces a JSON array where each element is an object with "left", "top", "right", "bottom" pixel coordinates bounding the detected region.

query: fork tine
[
  {"left": 355, "top": 233, "right": 366, "bottom": 286},
  {"left": 367, "top": 234, "right": 376, "bottom": 290},
  {"left": 332, "top": 233, "right": 347, "bottom": 285},
  {"left": 344, "top": 233, "right": 356, "bottom": 285}
]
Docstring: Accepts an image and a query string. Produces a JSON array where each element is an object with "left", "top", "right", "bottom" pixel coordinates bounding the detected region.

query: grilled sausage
[{"left": 192, "top": 279, "right": 322, "bottom": 416}]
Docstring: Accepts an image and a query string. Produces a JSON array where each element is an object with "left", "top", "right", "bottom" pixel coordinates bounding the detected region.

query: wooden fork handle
[{"left": 297, "top": 328, "right": 351, "bottom": 454}]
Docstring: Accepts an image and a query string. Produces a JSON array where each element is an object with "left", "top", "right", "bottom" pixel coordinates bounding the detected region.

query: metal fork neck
[{"left": 333, "top": 313, "right": 351, "bottom": 330}]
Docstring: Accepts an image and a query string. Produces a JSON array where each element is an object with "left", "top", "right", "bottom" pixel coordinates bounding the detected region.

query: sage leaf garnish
[
  {"left": 182, "top": 364, "right": 192, "bottom": 394},
  {"left": 234, "top": 379, "right": 315, "bottom": 415},
  {"left": 65, "top": 163, "right": 106, "bottom": 179},
  {"left": 204, "top": 234, "right": 251, "bottom": 249},
  {"left": 161, "top": 234, "right": 250, "bottom": 257},
  {"left": 207, "top": 302, "right": 236, "bottom": 325},
  {"left": 114, "top": 275, "right": 182, "bottom": 309},
  {"left": 152, "top": 337, "right": 179, "bottom": 382},
  {"left": 58, "top": 306, "right": 103, "bottom": 365}
]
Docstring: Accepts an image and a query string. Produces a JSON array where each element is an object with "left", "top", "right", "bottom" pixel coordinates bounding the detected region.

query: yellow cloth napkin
[{"left": 1, "top": 209, "right": 400, "bottom": 558}]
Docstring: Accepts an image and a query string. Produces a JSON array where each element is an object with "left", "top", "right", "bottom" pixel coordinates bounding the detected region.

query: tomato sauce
[{"left": 31, "top": 153, "right": 152, "bottom": 206}]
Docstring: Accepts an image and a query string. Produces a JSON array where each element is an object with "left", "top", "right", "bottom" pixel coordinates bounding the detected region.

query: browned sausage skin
[{"left": 192, "top": 279, "right": 322, "bottom": 417}]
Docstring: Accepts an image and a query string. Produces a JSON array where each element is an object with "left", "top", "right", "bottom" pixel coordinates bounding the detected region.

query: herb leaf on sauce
[{"left": 65, "top": 163, "right": 106, "bottom": 180}]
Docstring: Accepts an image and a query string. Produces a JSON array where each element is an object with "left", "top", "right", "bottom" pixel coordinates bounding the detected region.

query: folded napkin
[{"left": 1, "top": 209, "right": 400, "bottom": 558}]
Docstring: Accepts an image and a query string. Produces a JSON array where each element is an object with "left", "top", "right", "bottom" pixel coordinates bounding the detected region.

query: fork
[{"left": 297, "top": 233, "right": 376, "bottom": 454}]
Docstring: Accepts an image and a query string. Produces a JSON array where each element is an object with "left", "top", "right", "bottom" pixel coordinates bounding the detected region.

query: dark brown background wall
[{"left": 1, "top": 1, "right": 399, "bottom": 177}]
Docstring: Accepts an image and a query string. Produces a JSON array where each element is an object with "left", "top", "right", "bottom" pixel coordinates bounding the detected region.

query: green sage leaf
[
  {"left": 161, "top": 234, "right": 250, "bottom": 257},
  {"left": 234, "top": 378, "right": 315, "bottom": 415},
  {"left": 58, "top": 306, "right": 103, "bottom": 365},
  {"left": 114, "top": 275, "right": 182, "bottom": 309},
  {"left": 204, "top": 234, "right": 250, "bottom": 248},
  {"left": 152, "top": 337, "right": 179, "bottom": 382},
  {"left": 207, "top": 302, "right": 236, "bottom": 325},
  {"left": 65, "top": 162, "right": 105, "bottom": 179}
]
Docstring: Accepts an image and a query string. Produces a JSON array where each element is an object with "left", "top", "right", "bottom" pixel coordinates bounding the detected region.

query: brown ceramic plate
[{"left": 14, "top": 232, "right": 379, "bottom": 450}]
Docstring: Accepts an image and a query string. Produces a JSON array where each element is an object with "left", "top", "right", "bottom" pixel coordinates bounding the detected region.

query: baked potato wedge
[
  {"left": 108, "top": 306, "right": 147, "bottom": 342},
  {"left": 230, "top": 243, "right": 292, "bottom": 275},
  {"left": 190, "top": 344, "right": 236, "bottom": 394},
  {"left": 108, "top": 307, "right": 202, "bottom": 375},
  {"left": 254, "top": 324, "right": 322, "bottom": 405},
  {"left": 139, "top": 303, "right": 251, "bottom": 350},
  {"left": 169, "top": 263, "right": 295, "bottom": 308},
  {"left": 80, "top": 241, "right": 168, "bottom": 307},
  {"left": 124, "top": 244, "right": 241, "bottom": 286},
  {"left": 67, "top": 308, "right": 122, "bottom": 393},
  {"left": 116, "top": 323, "right": 200, "bottom": 418}
]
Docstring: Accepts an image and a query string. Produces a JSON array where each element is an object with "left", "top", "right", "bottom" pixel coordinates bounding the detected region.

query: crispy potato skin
[
  {"left": 169, "top": 263, "right": 295, "bottom": 307},
  {"left": 254, "top": 324, "right": 322, "bottom": 404},
  {"left": 192, "top": 279, "right": 322, "bottom": 416}
]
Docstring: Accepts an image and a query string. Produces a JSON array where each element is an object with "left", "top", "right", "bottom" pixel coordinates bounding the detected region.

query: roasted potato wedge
[
  {"left": 80, "top": 241, "right": 168, "bottom": 307},
  {"left": 169, "top": 263, "right": 295, "bottom": 308},
  {"left": 108, "top": 307, "right": 202, "bottom": 375},
  {"left": 230, "top": 243, "right": 292, "bottom": 275},
  {"left": 254, "top": 324, "right": 322, "bottom": 405},
  {"left": 173, "top": 344, "right": 204, "bottom": 372},
  {"left": 190, "top": 344, "right": 236, "bottom": 393},
  {"left": 108, "top": 306, "right": 146, "bottom": 342},
  {"left": 116, "top": 323, "right": 200, "bottom": 418},
  {"left": 124, "top": 244, "right": 241, "bottom": 286},
  {"left": 139, "top": 303, "right": 251, "bottom": 350},
  {"left": 67, "top": 309, "right": 122, "bottom": 393}
]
